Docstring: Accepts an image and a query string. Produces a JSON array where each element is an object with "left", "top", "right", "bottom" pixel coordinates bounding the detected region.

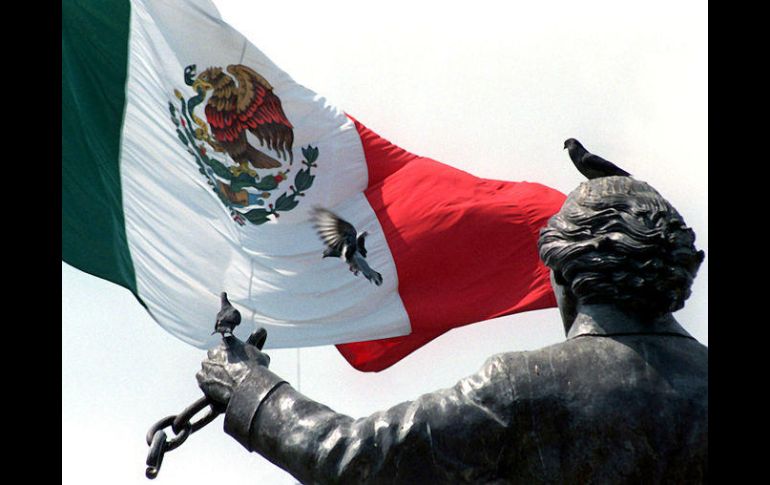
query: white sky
[{"left": 62, "top": 1, "right": 707, "bottom": 483}]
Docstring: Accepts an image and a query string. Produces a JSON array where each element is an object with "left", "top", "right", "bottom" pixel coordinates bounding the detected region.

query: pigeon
[
  {"left": 212, "top": 292, "right": 241, "bottom": 336},
  {"left": 311, "top": 207, "right": 384, "bottom": 286},
  {"left": 564, "top": 138, "right": 631, "bottom": 179}
]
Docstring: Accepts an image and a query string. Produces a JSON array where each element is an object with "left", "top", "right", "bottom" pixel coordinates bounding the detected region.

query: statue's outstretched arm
[{"left": 201, "top": 339, "right": 515, "bottom": 484}]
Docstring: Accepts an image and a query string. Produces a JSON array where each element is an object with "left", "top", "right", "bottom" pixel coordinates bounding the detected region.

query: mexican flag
[{"left": 63, "top": 0, "right": 566, "bottom": 372}]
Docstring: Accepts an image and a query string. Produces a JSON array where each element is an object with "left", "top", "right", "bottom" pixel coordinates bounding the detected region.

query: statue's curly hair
[{"left": 538, "top": 177, "right": 704, "bottom": 317}]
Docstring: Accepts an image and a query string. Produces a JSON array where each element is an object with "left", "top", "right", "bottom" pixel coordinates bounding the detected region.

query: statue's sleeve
[{"left": 222, "top": 354, "right": 515, "bottom": 484}]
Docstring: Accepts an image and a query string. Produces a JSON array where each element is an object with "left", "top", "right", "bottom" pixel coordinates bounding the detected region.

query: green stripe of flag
[{"left": 62, "top": 0, "right": 137, "bottom": 294}]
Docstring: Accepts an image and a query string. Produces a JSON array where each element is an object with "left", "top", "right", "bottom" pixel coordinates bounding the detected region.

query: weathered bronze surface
[{"left": 197, "top": 176, "right": 707, "bottom": 484}]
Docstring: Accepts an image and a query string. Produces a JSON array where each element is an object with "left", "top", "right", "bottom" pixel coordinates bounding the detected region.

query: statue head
[{"left": 538, "top": 177, "right": 704, "bottom": 330}]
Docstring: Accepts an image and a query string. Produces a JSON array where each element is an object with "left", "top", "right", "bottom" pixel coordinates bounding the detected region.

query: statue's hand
[{"left": 196, "top": 329, "right": 270, "bottom": 407}]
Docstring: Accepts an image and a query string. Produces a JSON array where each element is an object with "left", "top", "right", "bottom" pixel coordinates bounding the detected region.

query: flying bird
[
  {"left": 194, "top": 64, "right": 294, "bottom": 177},
  {"left": 212, "top": 292, "right": 241, "bottom": 336},
  {"left": 311, "top": 207, "right": 383, "bottom": 286},
  {"left": 564, "top": 138, "right": 631, "bottom": 179}
]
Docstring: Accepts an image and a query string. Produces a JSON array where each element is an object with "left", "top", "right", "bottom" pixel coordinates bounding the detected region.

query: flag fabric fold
[{"left": 63, "top": 0, "right": 565, "bottom": 372}]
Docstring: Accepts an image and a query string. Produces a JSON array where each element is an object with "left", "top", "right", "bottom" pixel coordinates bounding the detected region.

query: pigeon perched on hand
[
  {"left": 564, "top": 138, "right": 631, "bottom": 179},
  {"left": 212, "top": 292, "right": 241, "bottom": 336},
  {"left": 311, "top": 207, "right": 383, "bottom": 286}
]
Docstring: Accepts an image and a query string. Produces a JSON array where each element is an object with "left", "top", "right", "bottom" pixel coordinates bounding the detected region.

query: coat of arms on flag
[{"left": 170, "top": 64, "right": 318, "bottom": 226}]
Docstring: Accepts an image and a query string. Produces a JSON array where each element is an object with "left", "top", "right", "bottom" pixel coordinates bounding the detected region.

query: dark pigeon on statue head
[{"left": 564, "top": 138, "right": 631, "bottom": 179}]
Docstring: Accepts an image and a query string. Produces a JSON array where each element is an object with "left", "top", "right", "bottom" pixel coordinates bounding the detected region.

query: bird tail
[
  {"left": 246, "top": 144, "right": 282, "bottom": 169},
  {"left": 367, "top": 270, "right": 383, "bottom": 286},
  {"left": 352, "top": 253, "right": 383, "bottom": 286}
]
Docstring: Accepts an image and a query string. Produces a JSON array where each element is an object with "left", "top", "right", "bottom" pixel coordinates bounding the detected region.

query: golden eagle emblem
[
  {"left": 170, "top": 64, "right": 318, "bottom": 226},
  {"left": 191, "top": 64, "right": 294, "bottom": 176}
]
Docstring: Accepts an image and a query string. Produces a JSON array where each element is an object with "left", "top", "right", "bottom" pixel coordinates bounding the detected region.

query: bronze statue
[{"left": 197, "top": 176, "right": 707, "bottom": 484}]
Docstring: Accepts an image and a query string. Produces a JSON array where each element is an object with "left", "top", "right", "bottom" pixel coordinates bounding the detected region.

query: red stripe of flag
[{"left": 336, "top": 117, "right": 566, "bottom": 372}]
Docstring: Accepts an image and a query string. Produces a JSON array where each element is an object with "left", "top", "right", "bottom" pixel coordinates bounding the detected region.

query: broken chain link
[
  {"left": 144, "top": 328, "right": 267, "bottom": 479},
  {"left": 145, "top": 396, "right": 223, "bottom": 479}
]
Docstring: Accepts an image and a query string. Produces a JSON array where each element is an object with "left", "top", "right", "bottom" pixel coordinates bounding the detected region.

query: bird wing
[
  {"left": 584, "top": 153, "right": 631, "bottom": 176},
  {"left": 226, "top": 64, "right": 294, "bottom": 160},
  {"left": 205, "top": 88, "right": 244, "bottom": 145},
  {"left": 311, "top": 208, "right": 357, "bottom": 257}
]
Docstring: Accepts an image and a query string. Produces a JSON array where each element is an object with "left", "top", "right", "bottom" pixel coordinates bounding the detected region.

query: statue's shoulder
[
  {"left": 488, "top": 339, "right": 579, "bottom": 373},
  {"left": 487, "top": 334, "right": 707, "bottom": 400},
  {"left": 479, "top": 342, "right": 579, "bottom": 401}
]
